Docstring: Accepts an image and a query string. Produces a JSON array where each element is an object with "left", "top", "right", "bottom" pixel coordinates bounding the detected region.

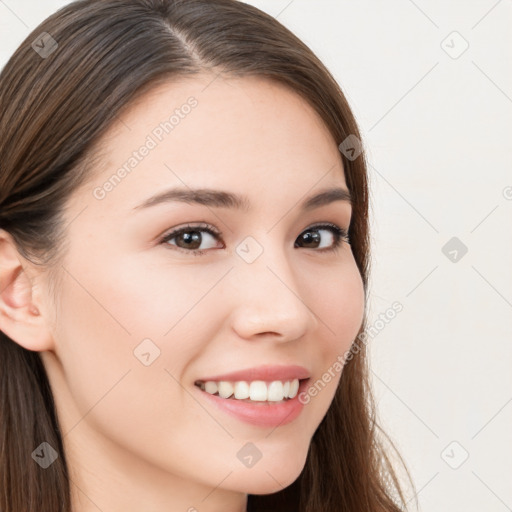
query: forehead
[{"left": 80, "top": 74, "right": 348, "bottom": 214}]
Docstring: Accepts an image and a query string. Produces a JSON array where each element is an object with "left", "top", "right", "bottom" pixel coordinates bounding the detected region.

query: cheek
[
  {"left": 53, "top": 254, "right": 209, "bottom": 383},
  {"left": 52, "top": 249, "right": 223, "bottom": 407},
  {"left": 301, "top": 257, "right": 365, "bottom": 406},
  {"left": 103, "top": 252, "right": 229, "bottom": 339},
  {"left": 51, "top": 261, "right": 213, "bottom": 473},
  {"left": 313, "top": 257, "right": 365, "bottom": 353},
  {"left": 52, "top": 269, "right": 138, "bottom": 412}
]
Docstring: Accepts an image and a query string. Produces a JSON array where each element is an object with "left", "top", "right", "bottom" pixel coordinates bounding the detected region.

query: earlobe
[{"left": 0, "top": 230, "right": 53, "bottom": 352}]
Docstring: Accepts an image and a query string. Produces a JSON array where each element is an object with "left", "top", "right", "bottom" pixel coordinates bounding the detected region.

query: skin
[{"left": 0, "top": 74, "right": 365, "bottom": 512}]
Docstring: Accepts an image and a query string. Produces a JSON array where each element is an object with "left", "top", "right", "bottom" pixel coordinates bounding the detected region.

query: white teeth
[
  {"left": 217, "top": 381, "right": 234, "bottom": 399},
  {"left": 267, "top": 381, "right": 284, "bottom": 401},
  {"left": 234, "top": 381, "right": 250, "bottom": 399},
  {"left": 204, "top": 381, "right": 218, "bottom": 395},
  {"left": 288, "top": 378, "right": 299, "bottom": 398},
  {"left": 198, "top": 378, "right": 301, "bottom": 402},
  {"left": 249, "top": 381, "right": 267, "bottom": 401}
]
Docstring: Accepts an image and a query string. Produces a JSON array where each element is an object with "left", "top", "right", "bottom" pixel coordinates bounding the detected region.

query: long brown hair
[{"left": 0, "top": 0, "right": 415, "bottom": 510}]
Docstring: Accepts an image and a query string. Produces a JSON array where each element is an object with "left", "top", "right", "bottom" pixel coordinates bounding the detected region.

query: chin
[
  {"left": 228, "top": 454, "right": 306, "bottom": 495},
  {"left": 245, "top": 470, "right": 302, "bottom": 495}
]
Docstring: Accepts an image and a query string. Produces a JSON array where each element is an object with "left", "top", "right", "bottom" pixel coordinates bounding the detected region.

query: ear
[{"left": 0, "top": 229, "right": 54, "bottom": 352}]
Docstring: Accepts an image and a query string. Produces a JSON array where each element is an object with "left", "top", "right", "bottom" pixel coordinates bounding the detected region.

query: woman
[{"left": 0, "top": 0, "right": 414, "bottom": 510}]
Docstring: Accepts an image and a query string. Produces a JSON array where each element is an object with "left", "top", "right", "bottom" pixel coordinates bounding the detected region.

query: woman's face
[{"left": 40, "top": 74, "right": 365, "bottom": 509}]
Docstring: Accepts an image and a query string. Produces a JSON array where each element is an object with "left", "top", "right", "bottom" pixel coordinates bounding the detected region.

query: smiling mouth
[{"left": 194, "top": 378, "right": 308, "bottom": 404}]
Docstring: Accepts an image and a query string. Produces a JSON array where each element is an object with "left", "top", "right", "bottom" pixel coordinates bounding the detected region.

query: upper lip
[{"left": 195, "top": 364, "right": 311, "bottom": 383}]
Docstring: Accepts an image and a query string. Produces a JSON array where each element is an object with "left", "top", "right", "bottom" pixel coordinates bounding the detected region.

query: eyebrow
[{"left": 132, "top": 186, "right": 352, "bottom": 212}]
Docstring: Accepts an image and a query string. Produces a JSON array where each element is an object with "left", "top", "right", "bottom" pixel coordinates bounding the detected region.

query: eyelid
[
  {"left": 306, "top": 221, "right": 349, "bottom": 237},
  {"left": 160, "top": 222, "right": 220, "bottom": 237}
]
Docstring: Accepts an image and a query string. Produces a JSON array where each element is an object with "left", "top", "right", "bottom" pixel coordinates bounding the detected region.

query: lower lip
[{"left": 195, "top": 379, "right": 310, "bottom": 428}]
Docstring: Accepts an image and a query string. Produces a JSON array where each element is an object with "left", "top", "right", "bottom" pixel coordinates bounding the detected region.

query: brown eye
[
  {"left": 294, "top": 223, "right": 349, "bottom": 252},
  {"left": 160, "top": 224, "right": 222, "bottom": 255}
]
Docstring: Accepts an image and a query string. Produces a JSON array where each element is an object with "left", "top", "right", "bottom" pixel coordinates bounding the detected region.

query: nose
[{"left": 227, "top": 241, "right": 318, "bottom": 343}]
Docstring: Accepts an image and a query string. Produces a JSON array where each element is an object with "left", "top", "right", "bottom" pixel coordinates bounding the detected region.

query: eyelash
[{"left": 159, "top": 222, "right": 350, "bottom": 257}]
